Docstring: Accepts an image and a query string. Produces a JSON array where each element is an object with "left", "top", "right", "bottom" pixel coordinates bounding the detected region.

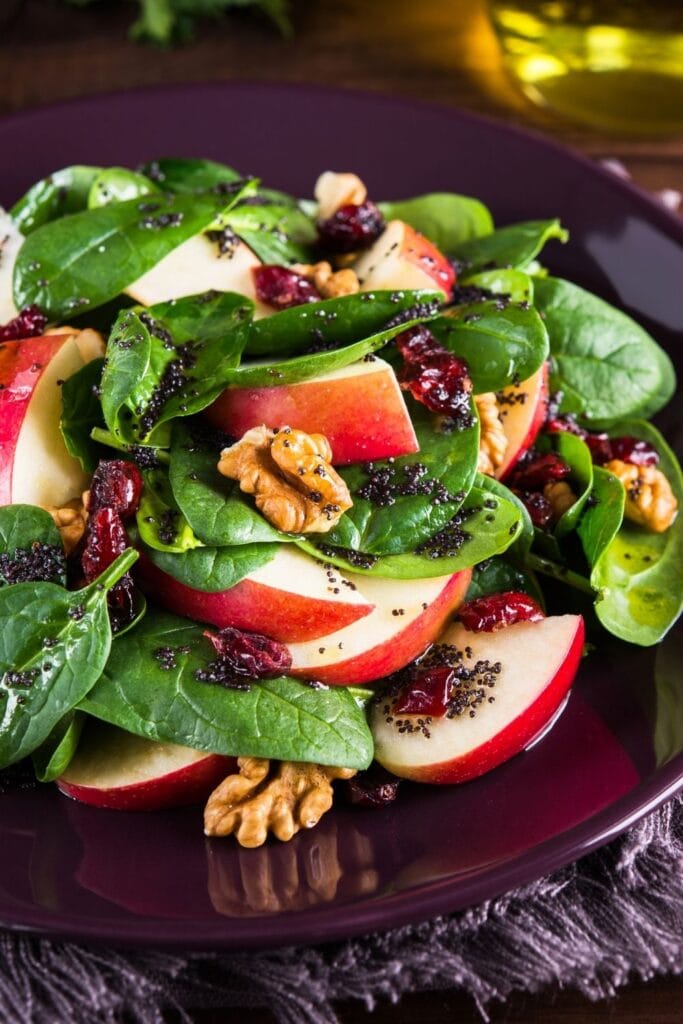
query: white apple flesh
[
  {"left": 205, "top": 356, "right": 419, "bottom": 465},
  {"left": 496, "top": 363, "right": 549, "bottom": 480},
  {"left": 0, "top": 329, "right": 105, "bottom": 508},
  {"left": 57, "top": 720, "right": 235, "bottom": 811},
  {"left": 288, "top": 568, "right": 472, "bottom": 686},
  {"left": 354, "top": 220, "right": 455, "bottom": 300},
  {"left": 371, "top": 613, "right": 585, "bottom": 783},
  {"left": 136, "top": 544, "right": 375, "bottom": 643},
  {"left": 0, "top": 209, "right": 23, "bottom": 323}
]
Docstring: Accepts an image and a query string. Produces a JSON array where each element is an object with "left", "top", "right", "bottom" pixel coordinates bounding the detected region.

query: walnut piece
[
  {"left": 314, "top": 171, "right": 367, "bottom": 221},
  {"left": 605, "top": 460, "right": 678, "bottom": 533},
  {"left": 543, "top": 480, "right": 577, "bottom": 523},
  {"left": 46, "top": 497, "right": 87, "bottom": 554},
  {"left": 474, "top": 393, "right": 508, "bottom": 477},
  {"left": 217, "top": 425, "right": 352, "bottom": 534},
  {"left": 292, "top": 261, "right": 360, "bottom": 299},
  {"left": 205, "top": 757, "right": 357, "bottom": 847}
]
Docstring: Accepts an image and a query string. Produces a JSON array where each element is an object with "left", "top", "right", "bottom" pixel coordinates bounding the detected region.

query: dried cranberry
[
  {"left": 458, "top": 591, "right": 544, "bottom": 633},
  {"left": 508, "top": 451, "right": 571, "bottom": 490},
  {"left": 545, "top": 416, "right": 612, "bottom": 465},
  {"left": 516, "top": 490, "right": 554, "bottom": 529},
  {"left": 396, "top": 325, "right": 473, "bottom": 424},
  {"left": 81, "top": 507, "right": 136, "bottom": 630},
  {"left": 317, "top": 201, "right": 385, "bottom": 253},
  {"left": 393, "top": 665, "right": 455, "bottom": 717},
  {"left": 253, "top": 266, "right": 321, "bottom": 310},
  {"left": 610, "top": 436, "right": 659, "bottom": 466},
  {"left": 583, "top": 432, "right": 613, "bottom": 465},
  {"left": 203, "top": 626, "right": 292, "bottom": 678},
  {"left": 344, "top": 763, "right": 400, "bottom": 808},
  {"left": 88, "top": 460, "right": 143, "bottom": 520},
  {"left": 0, "top": 305, "right": 48, "bottom": 341}
]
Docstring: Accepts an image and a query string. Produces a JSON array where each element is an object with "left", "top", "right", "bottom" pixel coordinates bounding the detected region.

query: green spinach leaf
[
  {"left": 32, "top": 711, "right": 85, "bottom": 783},
  {"left": 465, "top": 556, "right": 545, "bottom": 606},
  {"left": 377, "top": 193, "right": 493, "bottom": 251},
  {"left": 136, "top": 470, "right": 204, "bottom": 554},
  {"left": 139, "top": 158, "right": 242, "bottom": 193},
  {"left": 0, "top": 505, "right": 66, "bottom": 587},
  {"left": 474, "top": 471, "right": 534, "bottom": 560},
  {"left": 462, "top": 268, "right": 534, "bottom": 304},
  {"left": 552, "top": 431, "right": 594, "bottom": 538},
  {"left": 577, "top": 466, "right": 625, "bottom": 568},
  {"left": 88, "top": 167, "right": 160, "bottom": 208},
  {"left": 223, "top": 200, "right": 315, "bottom": 265},
  {"left": 60, "top": 357, "right": 106, "bottom": 472},
  {"left": 10, "top": 165, "right": 101, "bottom": 234},
  {"left": 450, "top": 219, "right": 568, "bottom": 273},
  {"left": 139, "top": 539, "right": 278, "bottom": 592}
]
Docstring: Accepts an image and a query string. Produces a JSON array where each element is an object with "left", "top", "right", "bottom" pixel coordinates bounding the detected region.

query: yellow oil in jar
[{"left": 488, "top": 1, "right": 683, "bottom": 134}]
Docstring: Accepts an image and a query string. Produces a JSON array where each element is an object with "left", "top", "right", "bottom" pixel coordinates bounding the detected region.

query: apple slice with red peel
[
  {"left": 0, "top": 328, "right": 105, "bottom": 507},
  {"left": 205, "top": 356, "right": 419, "bottom": 465},
  {"left": 371, "top": 613, "right": 584, "bottom": 783},
  {"left": 125, "top": 232, "right": 271, "bottom": 316},
  {"left": 136, "top": 544, "right": 375, "bottom": 643},
  {"left": 57, "top": 720, "right": 235, "bottom": 811},
  {"left": 288, "top": 568, "right": 472, "bottom": 686},
  {"left": 354, "top": 220, "right": 455, "bottom": 300},
  {"left": 0, "top": 209, "right": 23, "bottom": 323},
  {"left": 496, "top": 362, "right": 549, "bottom": 480}
]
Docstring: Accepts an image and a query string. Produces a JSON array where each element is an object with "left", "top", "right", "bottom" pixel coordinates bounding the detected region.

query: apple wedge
[
  {"left": 205, "top": 356, "right": 419, "bottom": 465},
  {"left": 0, "top": 328, "right": 105, "bottom": 508},
  {"left": 57, "top": 719, "right": 235, "bottom": 811},
  {"left": 136, "top": 544, "right": 375, "bottom": 643},
  {"left": 288, "top": 568, "right": 472, "bottom": 686},
  {"left": 354, "top": 220, "right": 455, "bottom": 300},
  {"left": 371, "top": 613, "right": 584, "bottom": 783},
  {"left": 125, "top": 231, "right": 270, "bottom": 315},
  {"left": 0, "top": 208, "right": 23, "bottom": 323},
  {"left": 496, "top": 363, "right": 549, "bottom": 480}
]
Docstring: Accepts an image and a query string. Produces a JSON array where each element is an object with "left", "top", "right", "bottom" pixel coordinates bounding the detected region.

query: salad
[{"left": 0, "top": 160, "right": 680, "bottom": 848}]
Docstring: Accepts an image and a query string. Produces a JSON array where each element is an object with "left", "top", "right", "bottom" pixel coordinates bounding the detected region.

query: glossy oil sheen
[{"left": 0, "top": 84, "right": 681, "bottom": 950}]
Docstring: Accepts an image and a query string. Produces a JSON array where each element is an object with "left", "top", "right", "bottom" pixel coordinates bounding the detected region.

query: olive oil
[{"left": 488, "top": 1, "right": 683, "bottom": 134}]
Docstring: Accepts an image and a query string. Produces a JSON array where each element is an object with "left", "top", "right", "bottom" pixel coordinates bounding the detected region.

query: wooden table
[{"left": 1, "top": 2, "right": 681, "bottom": 1021}]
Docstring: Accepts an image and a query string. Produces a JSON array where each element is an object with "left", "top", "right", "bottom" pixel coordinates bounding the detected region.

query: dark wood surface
[{"left": 1, "top": 2, "right": 681, "bottom": 1020}]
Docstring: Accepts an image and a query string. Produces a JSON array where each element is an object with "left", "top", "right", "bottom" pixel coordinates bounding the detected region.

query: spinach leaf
[
  {"left": 451, "top": 219, "right": 568, "bottom": 273},
  {"left": 463, "top": 268, "right": 534, "bottom": 304},
  {"left": 60, "top": 357, "right": 106, "bottom": 473},
  {"left": 168, "top": 421, "right": 285, "bottom": 546},
  {"left": 90, "top": 427, "right": 170, "bottom": 466},
  {"left": 589, "top": 421, "right": 683, "bottom": 646},
  {"left": 13, "top": 184, "right": 255, "bottom": 320},
  {"left": 81, "top": 611, "right": 373, "bottom": 769},
  {"left": 223, "top": 200, "right": 315, "bottom": 265},
  {"left": 100, "top": 294, "right": 252, "bottom": 445},
  {"left": 465, "top": 556, "right": 545, "bottom": 607},
  {"left": 377, "top": 193, "right": 493, "bottom": 251},
  {"left": 225, "top": 311, "right": 438, "bottom": 389},
  {"left": 431, "top": 299, "right": 549, "bottom": 392},
  {"left": 136, "top": 470, "right": 204, "bottom": 554},
  {"left": 10, "top": 165, "right": 101, "bottom": 234},
  {"left": 0, "top": 549, "right": 137, "bottom": 769},
  {"left": 552, "top": 432, "right": 594, "bottom": 538},
  {"left": 534, "top": 276, "right": 676, "bottom": 423},
  {"left": 577, "top": 466, "right": 625, "bottom": 568},
  {"left": 474, "top": 471, "right": 534, "bottom": 560},
  {"left": 0, "top": 505, "right": 66, "bottom": 587},
  {"left": 88, "top": 167, "right": 160, "bottom": 208},
  {"left": 32, "top": 711, "right": 84, "bottom": 783},
  {"left": 139, "top": 539, "right": 278, "bottom": 592},
  {"left": 298, "top": 485, "right": 522, "bottom": 579},
  {"left": 139, "top": 158, "right": 242, "bottom": 193},
  {"left": 245, "top": 289, "right": 442, "bottom": 358}
]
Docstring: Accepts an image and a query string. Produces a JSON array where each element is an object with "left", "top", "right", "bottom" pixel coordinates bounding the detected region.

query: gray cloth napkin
[{"left": 0, "top": 792, "right": 681, "bottom": 1024}]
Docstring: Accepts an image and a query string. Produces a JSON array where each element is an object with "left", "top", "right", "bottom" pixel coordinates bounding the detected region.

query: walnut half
[
  {"left": 475, "top": 392, "right": 508, "bottom": 477},
  {"left": 46, "top": 497, "right": 88, "bottom": 554},
  {"left": 218, "top": 425, "right": 352, "bottom": 534},
  {"left": 292, "top": 261, "right": 360, "bottom": 299},
  {"left": 204, "top": 757, "right": 356, "bottom": 847},
  {"left": 605, "top": 460, "right": 678, "bottom": 533}
]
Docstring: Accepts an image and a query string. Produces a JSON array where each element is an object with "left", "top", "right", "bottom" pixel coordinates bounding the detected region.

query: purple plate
[{"left": 1, "top": 83, "right": 681, "bottom": 950}]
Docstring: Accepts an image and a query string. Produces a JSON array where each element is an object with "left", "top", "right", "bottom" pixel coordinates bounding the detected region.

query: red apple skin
[
  {"left": 497, "top": 362, "right": 550, "bottom": 481},
  {"left": 289, "top": 568, "right": 472, "bottom": 686},
  {"left": 401, "top": 222, "right": 456, "bottom": 299},
  {"left": 57, "top": 752, "right": 235, "bottom": 811},
  {"left": 382, "top": 616, "right": 585, "bottom": 784},
  {"left": 205, "top": 361, "right": 419, "bottom": 466},
  {"left": 0, "top": 333, "right": 74, "bottom": 504},
  {"left": 135, "top": 551, "right": 374, "bottom": 643}
]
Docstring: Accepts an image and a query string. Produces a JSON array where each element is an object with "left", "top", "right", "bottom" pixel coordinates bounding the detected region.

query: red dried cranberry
[
  {"left": 317, "top": 201, "right": 385, "bottom": 253},
  {"left": 88, "top": 460, "right": 143, "bottom": 520},
  {"left": 253, "top": 266, "right": 321, "bottom": 310},
  {"left": 203, "top": 626, "right": 292, "bottom": 678},
  {"left": 393, "top": 665, "right": 455, "bottom": 718},
  {"left": 610, "top": 436, "right": 659, "bottom": 466},
  {"left": 81, "top": 507, "right": 136, "bottom": 630},
  {"left": 545, "top": 416, "right": 612, "bottom": 465},
  {"left": 458, "top": 591, "right": 544, "bottom": 633},
  {"left": 344, "top": 763, "right": 400, "bottom": 808},
  {"left": 516, "top": 490, "right": 555, "bottom": 529},
  {"left": 0, "top": 305, "right": 48, "bottom": 341},
  {"left": 396, "top": 326, "right": 473, "bottom": 420},
  {"left": 396, "top": 324, "right": 441, "bottom": 364},
  {"left": 508, "top": 451, "right": 571, "bottom": 490}
]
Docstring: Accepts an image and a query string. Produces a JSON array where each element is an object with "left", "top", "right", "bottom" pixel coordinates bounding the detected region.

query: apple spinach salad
[{"left": 0, "top": 160, "right": 680, "bottom": 847}]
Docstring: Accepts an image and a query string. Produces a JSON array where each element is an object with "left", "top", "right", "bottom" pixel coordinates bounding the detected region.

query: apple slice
[
  {"left": 0, "top": 328, "right": 105, "bottom": 508},
  {"left": 496, "top": 362, "right": 549, "bottom": 480},
  {"left": 353, "top": 220, "right": 455, "bottom": 300},
  {"left": 136, "top": 544, "right": 375, "bottom": 643},
  {"left": 205, "top": 356, "right": 419, "bottom": 466},
  {"left": 288, "top": 568, "right": 472, "bottom": 686},
  {"left": 57, "top": 719, "right": 235, "bottom": 811},
  {"left": 125, "top": 232, "right": 270, "bottom": 315},
  {"left": 371, "top": 613, "right": 584, "bottom": 783},
  {"left": 0, "top": 209, "right": 23, "bottom": 323}
]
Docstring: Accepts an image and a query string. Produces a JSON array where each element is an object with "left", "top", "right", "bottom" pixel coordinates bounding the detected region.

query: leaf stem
[
  {"left": 526, "top": 553, "right": 594, "bottom": 595},
  {"left": 91, "top": 548, "right": 139, "bottom": 592}
]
